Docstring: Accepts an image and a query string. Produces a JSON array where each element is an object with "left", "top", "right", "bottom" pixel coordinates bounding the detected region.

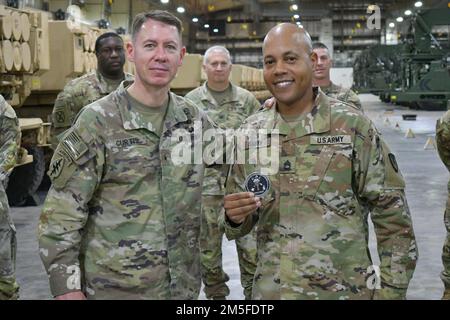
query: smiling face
[
  {"left": 313, "top": 47, "right": 332, "bottom": 82},
  {"left": 262, "top": 24, "right": 317, "bottom": 111},
  {"left": 127, "top": 18, "right": 186, "bottom": 90}
]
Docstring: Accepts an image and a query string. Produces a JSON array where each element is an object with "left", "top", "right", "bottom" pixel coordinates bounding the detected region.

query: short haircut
[
  {"left": 95, "top": 32, "right": 123, "bottom": 53},
  {"left": 131, "top": 10, "right": 183, "bottom": 43},
  {"left": 312, "top": 42, "right": 329, "bottom": 50},
  {"left": 203, "top": 46, "right": 231, "bottom": 65}
]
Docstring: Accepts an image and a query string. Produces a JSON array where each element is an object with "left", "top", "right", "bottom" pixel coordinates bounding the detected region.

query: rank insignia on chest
[{"left": 244, "top": 172, "right": 270, "bottom": 197}]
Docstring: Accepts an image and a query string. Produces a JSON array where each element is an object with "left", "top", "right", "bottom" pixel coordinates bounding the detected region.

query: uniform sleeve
[
  {"left": 0, "top": 105, "right": 21, "bottom": 179},
  {"left": 219, "top": 138, "right": 258, "bottom": 240},
  {"left": 345, "top": 90, "right": 363, "bottom": 110},
  {"left": 246, "top": 94, "right": 262, "bottom": 116},
  {"left": 436, "top": 111, "right": 450, "bottom": 171},
  {"left": 50, "top": 88, "right": 75, "bottom": 150},
  {"left": 355, "top": 122, "right": 417, "bottom": 299},
  {"left": 436, "top": 111, "right": 450, "bottom": 298},
  {"left": 38, "top": 117, "right": 103, "bottom": 297}
]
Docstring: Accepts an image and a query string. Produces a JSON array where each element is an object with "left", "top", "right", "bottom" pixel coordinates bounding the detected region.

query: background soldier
[
  {"left": 0, "top": 95, "right": 21, "bottom": 300},
  {"left": 185, "top": 46, "right": 259, "bottom": 300},
  {"left": 312, "top": 42, "right": 362, "bottom": 109},
  {"left": 50, "top": 32, "right": 134, "bottom": 148},
  {"left": 39, "top": 10, "right": 216, "bottom": 300},
  {"left": 221, "top": 23, "right": 417, "bottom": 300},
  {"left": 436, "top": 110, "right": 450, "bottom": 300}
]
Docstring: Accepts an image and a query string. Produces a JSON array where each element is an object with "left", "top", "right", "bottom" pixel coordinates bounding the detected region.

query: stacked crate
[{"left": 0, "top": 5, "right": 50, "bottom": 106}]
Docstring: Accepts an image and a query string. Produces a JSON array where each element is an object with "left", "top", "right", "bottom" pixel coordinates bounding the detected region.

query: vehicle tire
[{"left": 6, "top": 146, "right": 45, "bottom": 206}]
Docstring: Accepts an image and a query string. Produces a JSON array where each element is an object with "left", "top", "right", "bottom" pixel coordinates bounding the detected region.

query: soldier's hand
[
  {"left": 263, "top": 97, "right": 275, "bottom": 109},
  {"left": 224, "top": 192, "right": 261, "bottom": 224},
  {"left": 55, "top": 291, "right": 87, "bottom": 300}
]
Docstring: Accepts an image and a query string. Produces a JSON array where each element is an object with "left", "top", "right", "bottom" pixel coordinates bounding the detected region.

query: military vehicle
[{"left": 353, "top": 7, "right": 450, "bottom": 110}]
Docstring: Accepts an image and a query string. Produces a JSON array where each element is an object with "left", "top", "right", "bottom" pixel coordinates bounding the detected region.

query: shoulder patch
[
  {"left": 48, "top": 156, "right": 65, "bottom": 179},
  {"left": 61, "top": 131, "right": 89, "bottom": 161},
  {"left": 388, "top": 153, "right": 399, "bottom": 173}
]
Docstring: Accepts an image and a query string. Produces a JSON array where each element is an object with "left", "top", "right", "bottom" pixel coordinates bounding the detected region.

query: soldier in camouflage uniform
[
  {"left": 436, "top": 109, "right": 450, "bottom": 300},
  {"left": 185, "top": 46, "right": 259, "bottom": 300},
  {"left": 39, "top": 11, "right": 217, "bottom": 300},
  {"left": 51, "top": 32, "right": 134, "bottom": 149},
  {"left": 221, "top": 23, "right": 417, "bottom": 300},
  {"left": 312, "top": 42, "right": 362, "bottom": 110},
  {"left": 0, "top": 95, "right": 21, "bottom": 300}
]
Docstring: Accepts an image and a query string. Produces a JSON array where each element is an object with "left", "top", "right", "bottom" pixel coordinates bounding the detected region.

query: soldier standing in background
[
  {"left": 185, "top": 46, "right": 259, "bottom": 300},
  {"left": 312, "top": 42, "right": 362, "bottom": 110},
  {"left": 50, "top": 32, "right": 134, "bottom": 149},
  {"left": 436, "top": 109, "right": 450, "bottom": 300},
  {"left": 39, "top": 10, "right": 218, "bottom": 300},
  {"left": 0, "top": 95, "right": 21, "bottom": 300},
  {"left": 221, "top": 23, "right": 417, "bottom": 300}
]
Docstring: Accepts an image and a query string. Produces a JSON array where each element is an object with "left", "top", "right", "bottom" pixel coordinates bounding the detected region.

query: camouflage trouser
[
  {"left": 441, "top": 190, "right": 450, "bottom": 300},
  {"left": 200, "top": 195, "right": 257, "bottom": 300},
  {"left": 0, "top": 183, "right": 19, "bottom": 300}
]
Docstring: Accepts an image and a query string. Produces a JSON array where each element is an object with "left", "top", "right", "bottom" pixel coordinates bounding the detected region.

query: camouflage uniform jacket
[
  {"left": 436, "top": 111, "right": 450, "bottom": 297},
  {"left": 51, "top": 71, "right": 134, "bottom": 148},
  {"left": 185, "top": 82, "right": 261, "bottom": 195},
  {"left": 0, "top": 95, "right": 20, "bottom": 180},
  {"left": 39, "top": 81, "right": 216, "bottom": 299},
  {"left": 222, "top": 89, "right": 417, "bottom": 299},
  {"left": 321, "top": 81, "right": 362, "bottom": 110}
]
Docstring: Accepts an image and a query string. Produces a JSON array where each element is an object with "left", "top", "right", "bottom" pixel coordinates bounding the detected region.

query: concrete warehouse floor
[{"left": 8, "top": 94, "right": 448, "bottom": 300}]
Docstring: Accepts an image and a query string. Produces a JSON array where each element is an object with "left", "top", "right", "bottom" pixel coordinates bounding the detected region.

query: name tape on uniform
[{"left": 310, "top": 135, "right": 352, "bottom": 145}]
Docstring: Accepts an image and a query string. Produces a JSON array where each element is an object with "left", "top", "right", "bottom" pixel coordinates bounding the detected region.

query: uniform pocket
[{"left": 312, "top": 145, "right": 355, "bottom": 216}]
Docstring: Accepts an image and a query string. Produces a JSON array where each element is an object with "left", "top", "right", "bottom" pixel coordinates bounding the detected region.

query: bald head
[
  {"left": 262, "top": 23, "right": 317, "bottom": 115},
  {"left": 263, "top": 23, "right": 312, "bottom": 55}
]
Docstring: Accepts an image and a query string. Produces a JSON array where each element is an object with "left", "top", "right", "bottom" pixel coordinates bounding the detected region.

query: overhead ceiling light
[
  {"left": 389, "top": 22, "right": 395, "bottom": 28},
  {"left": 213, "top": 28, "right": 219, "bottom": 33},
  {"left": 414, "top": 1, "right": 423, "bottom": 7},
  {"left": 176, "top": 6, "right": 185, "bottom": 13},
  {"left": 160, "top": 0, "right": 169, "bottom": 3},
  {"left": 396, "top": 17, "right": 404, "bottom": 22},
  {"left": 290, "top": 4, "right": 298, "bottom": 11},
  {"left": 404, "top": 10, "right": 412, "bottom": 15},
  {"left": 192, "top": 17, "right": 198, "bottom": 23},
  {"left": 293, "top": 14, "right": 300, "bottom": 19},
  {"left": 204, "top": 24, "right": 210, "bottom": 28}
]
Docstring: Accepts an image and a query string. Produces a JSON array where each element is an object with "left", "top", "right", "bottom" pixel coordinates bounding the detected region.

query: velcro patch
[
  {"left": 61, "top": 131, "right": 89, "bottom": 161},
  {"left": 48, "top": 156, "right": 65, "bottom": 179},
  {"left": 310, "top": 135, "right": 352, "bottom": 145}
]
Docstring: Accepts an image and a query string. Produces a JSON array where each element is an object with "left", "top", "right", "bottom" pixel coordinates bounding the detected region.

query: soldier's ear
[
  {"left": 310, "top": 51, "right": 318, "bottom": 69},
  {"left": 126, "top": 41, "right": 135, "bottom": 63}
]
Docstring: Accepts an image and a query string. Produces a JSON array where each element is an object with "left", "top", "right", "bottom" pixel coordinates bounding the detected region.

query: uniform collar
[
  {"left": 200, "top": 81, "right": 239, "bottom": 105},
  {"left": 320, "top": 81, "right": 340, "bottom": 94},
  {"left": 115, "top": 80, "right": 188, "bottom": 132},
  {"left": 96, "top": 70, "right": 134, "bottom": 94},
  {"left": 264, "top": 87, "right": 331, "bottom": 138}
]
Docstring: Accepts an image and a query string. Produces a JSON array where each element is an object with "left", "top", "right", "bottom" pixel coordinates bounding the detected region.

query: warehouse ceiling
[{"left": 147, "top": 0, "right": 449, "bottom": 21}]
